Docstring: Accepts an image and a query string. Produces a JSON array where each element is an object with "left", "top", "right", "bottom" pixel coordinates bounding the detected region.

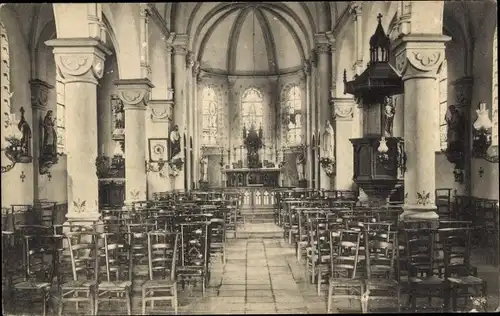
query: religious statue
[
  {"left": 41, "top": 110, "right": 57, "bottom": 157},
  {"left": 383, "top": 97, "right": 396, "bottom": 137},
  {"left": 200, "top": 155, "right": 208, "bottom": 182},
  {"left": 169, "top": 125, "right": 181, "bottom": 159},
  {"left": 445, "top": 104, "right": 466, "bottom": 152},
  {"left": 296, "top": 152, "right": 306, "bottom": 180},
  {"left": 244, "top": 123, "right": 263, "bottom": 168},
  {"left": 115, "top": 102, "right": 124, "bottom": 129},
  {"left": 17, "top": 107, "right": 32, "bottom": 157},
  {"left": 322, "top": 120, "right": 335, "bottom": 159}
]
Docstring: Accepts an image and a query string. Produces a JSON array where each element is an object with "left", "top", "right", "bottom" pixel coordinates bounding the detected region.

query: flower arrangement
[
  {"left": 320, "top": 157, "right": 335, "bottom": 177},
  {"left": 168, "top": 157, "right": 184, "bottom": 176}
]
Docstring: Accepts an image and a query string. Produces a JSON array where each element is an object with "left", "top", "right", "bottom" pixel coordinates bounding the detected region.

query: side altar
[{"left": 225, "top": 167, "right": 280, "bottom": 187}]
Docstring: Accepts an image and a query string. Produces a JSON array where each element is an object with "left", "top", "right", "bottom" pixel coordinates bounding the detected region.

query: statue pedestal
[
  {"left": 298, "top": 179, "right": 308, "bottom": 188},
  {"left": 198, "top": 180, "right": 209, "bottom": 190}
]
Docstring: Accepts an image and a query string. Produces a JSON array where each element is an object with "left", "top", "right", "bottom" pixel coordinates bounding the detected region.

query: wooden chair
[
  {"left": 177, "top": 221, "right": 210, "bottom": 295},
  {"left": 12, "top": 232, "right": 57, "bottom": 316},
  {"left": 94, "top": 232, "right": 132, "bottom": 315},
  {"left": 58, "top": 230, "right": 99, "bottom": 316},
  {"left": 404, "top": 228, "right": 447, "bottom": 312},
  {"left": 209, "top": 208, "right": 227, "bottom": 265},
  {"left": 326, "top": 229, "right": 365, "bottom": 313},
  {"left": 435, "top": 188, "right": 453, "bottom": 219},
  {"left": 362, "top": 230, "right": 401, "bottom": 313},
  {"left": 141, "top": 231, "right": 179, "bottom": 315},
  {"left": 440, "top": 227, "right": 488, "bottom": 311}
]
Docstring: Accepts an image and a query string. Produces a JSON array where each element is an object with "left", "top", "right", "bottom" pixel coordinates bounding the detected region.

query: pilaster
[
  {"left": 392, "top": 34, "right": 450, "bottom": 224},
  {"left": 332, "top": 97, "right": 355, "bottom": 190},
  {"left": 115, "top": 78, "right": 154, "bottom": 203},
  {"left": 45, "top": 37, "right": 111, "bottom": 221}
]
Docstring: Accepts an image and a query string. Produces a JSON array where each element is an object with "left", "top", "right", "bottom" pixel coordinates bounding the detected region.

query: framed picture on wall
[{"left": 148, "top": 138, "right": 168, "bottom": 162}]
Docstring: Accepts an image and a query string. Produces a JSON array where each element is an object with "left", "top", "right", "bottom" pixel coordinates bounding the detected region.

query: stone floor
[{"left": 5, "top": 222, "right": 500, "bottom": 315}]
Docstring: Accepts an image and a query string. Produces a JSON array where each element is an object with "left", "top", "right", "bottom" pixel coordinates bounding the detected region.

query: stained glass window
[
  {"left": 201, "top": 86, "right": 218, "bottom": 145},
  {"left": 492, "top": 28, "right": 498, "bottom": 145},
  {"left": 438, "top": 59, "right": 448, "bottom": 151},
  {"left": 56, "top": 74, "right": 65, "bottom": 154},
  {"left": 241, "top": 88, "right": 263, "bottom": 132},
  {"left": 282, "top": 84, "right": 302, "bottom": 145},
  {"left": 1, "top": 22, "right": 11, "bottom": 116}
]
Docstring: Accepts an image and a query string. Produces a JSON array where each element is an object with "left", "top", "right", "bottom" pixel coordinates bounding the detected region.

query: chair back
[
  {"left": 364, "top": 230, "right": 398, "bottom": 280},
  {"left": 65, "top": 231, "right": 99, "bottom": 282},
  {"left": 147, "top": 231, "right": 178, "bottom": 281},
  {"left": 179, "top": 221, "right": 209, "bottom": 269},
  {"left": 22, "top": 234, "right": 57, "bottom": 284},
  {"left": 330, "top": 229, "right": 363, "bottom": 279},
  {"left": 99, "top": 232, "right": 129, "bottom": 282},
  {"left": 403, "top": 228, "right": 438, "bottom": 277}
]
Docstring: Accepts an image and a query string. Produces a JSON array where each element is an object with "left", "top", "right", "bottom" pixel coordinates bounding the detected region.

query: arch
[
  {"left": 281, "top": 83, "right": 302, "bottom": 146},
  {"left": 226, "top": 8, "right": 251, "bottom": 72},
  {"left": 201, "top": 85, "right": 219, "bottom": 146},
  {"left": 241, "top": 87, "right": 264, "bottom": 130}
]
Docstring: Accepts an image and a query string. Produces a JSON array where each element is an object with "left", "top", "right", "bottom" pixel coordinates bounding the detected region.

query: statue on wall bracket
[
  {"left": 320, "top": 120, "right": 336, "bottom": 177},
  {"left": 444, "top": 104, "right": 467, "bottom": 179},
  {"left": 39, "top": 110, "right": 58, "bottom": 175},
  {"left": 383, "top": 96, "right": 396, "bottom": 137},
  {"left": 168, "top": 124, "right": 184, "bottom": 176}
]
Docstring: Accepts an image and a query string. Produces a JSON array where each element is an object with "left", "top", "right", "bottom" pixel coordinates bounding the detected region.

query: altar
[{"left": 225, "top": 168, "right": 280, "bottom": 187}]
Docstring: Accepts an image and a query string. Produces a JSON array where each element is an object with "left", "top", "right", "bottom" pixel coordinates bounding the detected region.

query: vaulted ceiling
[{"left": 155, "top": 2, "right": 350, "bottom": 76}]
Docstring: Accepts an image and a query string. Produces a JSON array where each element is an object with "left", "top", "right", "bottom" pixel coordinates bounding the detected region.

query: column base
[
  {"left": 64, "top": 212, "right": 101, "bottom": 228},
  {"left": 399, "top": 204, "right": 439, "bottom": 228}
]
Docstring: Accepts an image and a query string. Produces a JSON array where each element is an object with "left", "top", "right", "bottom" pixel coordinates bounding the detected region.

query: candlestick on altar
[
  {"left": 233, "top": 147, "right": 237, "bottom": 164},
  {"left": 227, "top": 149, "right": 230, "bottom": 168},
  {"left": 240, "top": 145, "right": 243, "bottom": 164}
]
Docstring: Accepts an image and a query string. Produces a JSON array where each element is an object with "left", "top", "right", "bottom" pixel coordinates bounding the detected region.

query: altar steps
[
  {"left": 241, "top": 209, "right": 276, "bottom": 224},
  {"left": 234, "top": 222, "right": 283, "bottom": 239}
]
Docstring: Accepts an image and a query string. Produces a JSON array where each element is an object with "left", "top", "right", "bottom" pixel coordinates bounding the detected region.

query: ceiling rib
[
  {"left": 254, "top": 8, "right": 279, "bottom": 73},
  {"left": 228, "top": 7, "right": 251, "bottom": 73}
]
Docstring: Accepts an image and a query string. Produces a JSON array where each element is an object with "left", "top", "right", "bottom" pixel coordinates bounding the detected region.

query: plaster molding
[
  {"left": 114, "top": 78, "right": 155, "bottom": 109},
  {"left": 29, "top": 79, "right": 54, "bottom": 110},
  {"left": 302, "top": 59, "right": 311, "bottom": 76},
  {"left": 392, "top": 34, "right": 451, "bottom": 77},
  {"left": 45, "top": 38, "right": 112, "bottom": 84},
  {"left": 148, "top": 99, "right": 174, "bottom": 122},
  {"left": 147, "top": 4, "right": 170, "bottom": 39},
  {"left": 332, "top": 97, "right": 355, "bottom": 121},
  {"left": 172, "top": 45, "right": 187, "bottom": 56},
  {"left": 192, "top": 61, "right": 200, "bottom": 78},
  {"left": 315, "top": 43, "right": 331, "bottom": 55}
]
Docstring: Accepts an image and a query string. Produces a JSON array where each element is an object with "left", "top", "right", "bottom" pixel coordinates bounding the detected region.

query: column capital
[
  {"left": 148, "top": 99, "right": 174, "bottom": 122},
  {"left": 392, "top": 34, "right": 451, "bottom": 79},
  {"left": 45, "top": 38, "right": 112, "bottom": 84},
  {"left": 349, "top": 2, "right": 363, "bottom": 20},
  {"left": 173, "top": 45, "right": 187, "bottom": 56},
  {"left": 29, "top": 79, "right": 54, "bottom": 110},
  {"left": 227, "top": 76, "right": 237, "bottom": 89},
  {"left": 165, "top": 44, "right": 173, "bottom": 53},
  {"left": 331, "top": 97, "right": 355, "bottom": 121},
  {"left": 315, "top": 43, "right": 331, "bottom": 55},
  {"left": 114, "top": 78, "right": 155, "bottom": 110}
]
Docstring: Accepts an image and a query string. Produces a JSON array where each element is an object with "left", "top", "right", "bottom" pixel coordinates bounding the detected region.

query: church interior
[{"left": 1, "top": 1, "right": 499, "bottom": 314}]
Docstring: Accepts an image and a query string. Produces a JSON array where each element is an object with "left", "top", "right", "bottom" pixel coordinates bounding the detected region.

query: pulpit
[{"left": 344, "top": 14, "right": 405, "bottom": 203}]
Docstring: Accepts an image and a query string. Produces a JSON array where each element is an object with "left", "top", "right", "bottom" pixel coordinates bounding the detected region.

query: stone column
[
  {"left": 302, "top": 61, "right": 313, "bottom": 187},
  {"left": 392, "top": 34, "right": 450, "bottom": 223},
  {"left": 30, "top": 79, "right": 54, "bottom": 201},
  {"left": 172, "top": 37, "right": 188, "bottom": 190},
  {"left": 309, "top": 53, "right": 319, "bottom": 189},
  {"left": 45, "top": 38, "right": 111, "bottom": 221},
  {"left": 315, "top": 39, "right": 332, "bottom": 190},
  {"left": 332, "top": 98, "right": 355, "bottom": 190},
  {"left": 192, "top": 62, "right": 200, "bottom": 187},
  {"left": 185, "top": 52, "right": 194, "bottom": 190},
  {"left": 351, "top": 3, "right": 364, "bottom": 75},
  {"left": 165, "top": 44, "right": 174, "bottom": 100},
  {"left": 115, "top": 79, "right": 153, "bottom": 203}
]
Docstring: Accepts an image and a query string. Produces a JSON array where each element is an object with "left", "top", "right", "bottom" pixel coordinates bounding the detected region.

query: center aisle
[{"left": 179, "top": 237, "right": 329, "bottom": 314}]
